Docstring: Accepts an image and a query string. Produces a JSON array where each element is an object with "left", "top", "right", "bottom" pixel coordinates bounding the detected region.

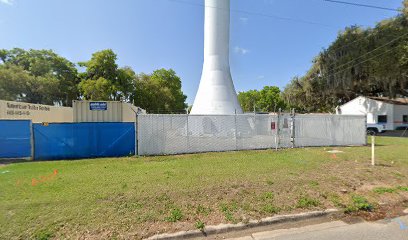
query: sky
[{"left": 0, "top": 0, "right": 403, "bottom": 104}]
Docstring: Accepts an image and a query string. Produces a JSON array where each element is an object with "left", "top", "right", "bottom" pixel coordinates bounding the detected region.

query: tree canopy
[
  {"left": 283, "top": 1, "right": 408, "bottom": 112},
  {"left": 0, "top": 48, "right": 188, "bottom": 113},
  {"left": 238, "top": 86, "right": 286, "bottom": 113},
  {"left": 78, "top": 49, "right": 134, "bottom": 102},
  {"left": 77, "top": 50, "right": 187, "bottom": 113},
  {"left": 0, "top": 48, "right": 79, "bottom": 106},
  {"left": 132, "top": 69, "right": 188, "bottom": 113}
]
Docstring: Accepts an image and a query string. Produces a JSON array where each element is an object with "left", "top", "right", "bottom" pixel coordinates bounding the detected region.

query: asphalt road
[
  {"left": 378, "top": 130, "right": 408, "bottom": 138},
  {"left": 230, "top": 215, "right": 408, "bottom": 240}
]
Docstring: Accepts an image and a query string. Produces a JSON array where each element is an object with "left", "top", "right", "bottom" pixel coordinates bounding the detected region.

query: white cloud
[
  {"left": 263, "top": 0, "right": 276, "bottom": 5},
  {"left": 0, "top": 0, "right": 14, "bottom": 5},
  {"left": 240, "top": 17, "right": 249, "bottom": 24},
  {"left": 257, "top": 75, "right": 265, "bottom": 80},
  {"left": 234, "top": 46, "right": 250, "bottom": 55}
]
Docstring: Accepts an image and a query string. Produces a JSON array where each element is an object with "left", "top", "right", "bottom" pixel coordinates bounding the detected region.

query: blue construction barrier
[
  {"left": 0, "top": 120, "right": 32, "bottom": 159},
  {"left": 33, "top": 123, "right": 135, "bottom": 160}
]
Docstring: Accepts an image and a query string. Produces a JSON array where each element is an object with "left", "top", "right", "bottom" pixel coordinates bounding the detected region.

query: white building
[{"left": 337, "top": 96, "right": 408, "bottom": 130}]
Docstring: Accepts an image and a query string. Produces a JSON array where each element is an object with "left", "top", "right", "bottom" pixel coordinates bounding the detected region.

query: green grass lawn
[{"left": 1, "top": 137, "right": 408, "bottom": 239}]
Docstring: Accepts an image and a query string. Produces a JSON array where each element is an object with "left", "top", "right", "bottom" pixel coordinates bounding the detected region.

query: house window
[
  {"left": 403, "top": 115, "right": 408, "bottom": 123},
  {"left": 378, "top": 115, "right": 388, "bottom": 123}
]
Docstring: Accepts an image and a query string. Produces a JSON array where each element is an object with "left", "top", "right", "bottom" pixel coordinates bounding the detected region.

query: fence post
[
  {"left": 135, "top": 113, "right": 139, "bottom": 156},
  {"left": 365, "top": 114, "right": 368, "bottom": 146},
  {"left": 30, "top": 120, "right": 34, "bottom": 160},
  {"left": 234, "top": 111, "right": 238, "bottom": 151},
  {"left": 275, "top": 109, "right": 280, "bottom": 150},
  {"left": 186, "top": 114, "right": 190, "bottom": 152},
  {"left": 371, "top": 135, "right": 375, "bottom": 166},
  {"left": 291, "top": 108, "right": 295, "bottom": 148}
]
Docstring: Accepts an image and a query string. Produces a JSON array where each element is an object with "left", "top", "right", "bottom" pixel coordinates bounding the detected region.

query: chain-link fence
[
  {"left": 137, "top": 114, "right": 366, "bottom": 156},
  {"left": 294, "top": 115, "right": 367, "bottom": 147}
]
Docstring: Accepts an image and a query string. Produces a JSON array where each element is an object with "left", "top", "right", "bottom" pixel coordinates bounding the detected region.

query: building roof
[{"left": 367, "top": 97, "right": 408, "bottom": 106}]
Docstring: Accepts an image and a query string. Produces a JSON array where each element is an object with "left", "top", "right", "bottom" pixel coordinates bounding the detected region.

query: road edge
[{"left": 146, "top": 209, "right": 340, "bottom": 240}]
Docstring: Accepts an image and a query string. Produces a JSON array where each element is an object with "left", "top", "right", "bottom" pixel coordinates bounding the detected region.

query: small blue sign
[{"left": 90, "top": 102, "right": 108, "bottom": 111}]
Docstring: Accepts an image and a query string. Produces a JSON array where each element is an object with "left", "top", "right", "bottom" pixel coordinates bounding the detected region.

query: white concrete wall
[
  {"left": 0, "top": 100, "right": 73, "bottom": 123},
  {"left": 393, "top": 105, "right": 408, "bottom": 129},
  {"left": 339, "top": 97, "right": 394, "bottom": 130}
]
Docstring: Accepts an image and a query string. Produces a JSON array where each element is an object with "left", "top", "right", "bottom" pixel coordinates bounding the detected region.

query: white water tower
[{"left": 190, "top": 0, "right": 243, "bottom": 115}]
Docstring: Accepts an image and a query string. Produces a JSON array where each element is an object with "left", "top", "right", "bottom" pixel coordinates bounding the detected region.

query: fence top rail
[
  {"left": 138, "top": 114, "right": 366, "bottom": 118},
  {"left": 0, "top": 119, "right": 32, "bottom": 122},
  {"left": 295, "top": 114, "right": 366, "bottom": 118},
  {"left": 138, "top": 114, "right": 283, "bottom": 117},
  {"left": 32, "top": 122, "right": 135, "bottom": 124}
]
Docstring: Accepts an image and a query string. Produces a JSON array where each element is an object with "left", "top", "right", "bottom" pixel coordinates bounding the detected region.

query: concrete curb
[{"left": 146, "top": 209, "right": 339, "bottom": 240}]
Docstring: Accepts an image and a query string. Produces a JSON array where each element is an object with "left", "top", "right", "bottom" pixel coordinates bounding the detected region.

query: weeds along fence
[{"left": 137, "top": 114, "right": 366, "bottom": 156}]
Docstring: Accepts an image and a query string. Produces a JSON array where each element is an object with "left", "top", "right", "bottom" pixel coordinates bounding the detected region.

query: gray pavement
[
  {"left": 378, "top": 130, "right": 408, "bottom": 138},
  {"left": 229, "top": 216, "right": 408, "bottom": 240}
]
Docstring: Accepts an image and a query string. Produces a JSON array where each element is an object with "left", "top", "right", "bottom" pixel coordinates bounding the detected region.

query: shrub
[
  {"left": 373, "top": 187, "right": 396, "bottom": 194},
  {"left": 165, "top": 208, "right": 183, "bottom": 222},
  {"left": 196, "top": 205, "right": 211, "bottom": 216},
  {"left": 262, "top": 204, "right": 279, "bottom": 214},
  {"left": 220, "top": 203, "right": 238, "bottom": 223},
  {"left": 261, "top": 192, "right": 274, "bottom": 201},
  {"left": 34, "top": 229, "right": 53, "bottom": 240},
  {"left": 297, "top": 196, "right": 320, "bottom": 208},
  {"left": 329, "top": 194, "right": 345, "bottom": 208},
  {"left": 345, "top": 195, "right": 373, "bottom": 213},
  {"left": 309, "top": 181, "right": 319, "bottom": 187},
  {"left": 195, "top": 221, "right": 205, "bottom": 231},
  {"left": 397, "top": 186, "right": 408, "bottom": 192}
]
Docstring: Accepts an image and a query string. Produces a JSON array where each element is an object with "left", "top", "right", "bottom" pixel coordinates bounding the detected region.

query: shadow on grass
[
  {"left": 0, "top": 156, "right": 136, "bottom": 166},
  {"left": 0, "top": 158, "right": 32, "bottom": 165},
  {"left": 376, "top": 163, "right": 393, "bottom": 168}
]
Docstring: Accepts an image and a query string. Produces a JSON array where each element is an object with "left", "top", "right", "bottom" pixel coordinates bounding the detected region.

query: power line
[
  {"left": 326, "top": 43, "right": 401, "bottom": 78},
  {"left": 324, "top": 29, "right": 372, "bottom": 53},
  {"left": 327, "top": 32, "right": 408, "bottom": 74},
  {"left": 168, "top": 0, "right": 399, "bottom": 53},
  {"left": 299, "top": 43, "right": 402, "bottom": 92},
  {"left": 323, "top": 0, "right": 401, "bottom": 12},
  {"left": 168, "top": 0, "right": 335, "bottom": 28},
  {"left": 297, "top": 27, "right": 408, "bottom": 81},
  {"left": 167, "top": 0, "right": 406, "bottom": 81}
]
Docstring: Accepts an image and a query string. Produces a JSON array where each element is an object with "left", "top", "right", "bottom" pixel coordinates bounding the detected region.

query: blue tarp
[
  {"left": 0, "top": 120, "right": 31, "bottom": 159},
  {"left": 33, "top": 123, "right": 135, "bottom": 160}
]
